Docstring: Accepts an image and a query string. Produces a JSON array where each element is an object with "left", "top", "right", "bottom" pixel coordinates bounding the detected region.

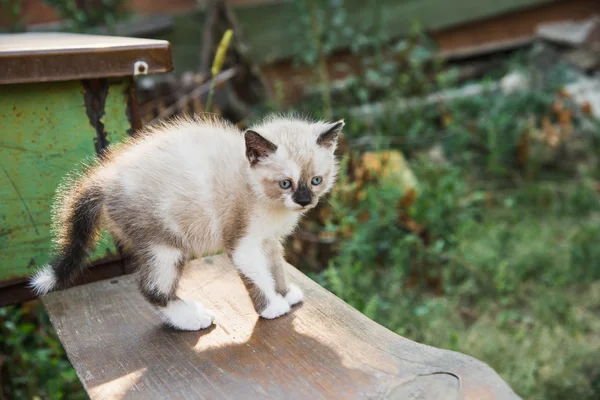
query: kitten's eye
[
  {"left": 311, "top": 176, "right": 323, "bottom": 186},
  {"left": 279, "top": 179, "right": 292, "bottom": 189}
]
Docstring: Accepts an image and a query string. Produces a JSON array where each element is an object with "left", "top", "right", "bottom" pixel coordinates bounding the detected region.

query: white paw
[
  {"left": 161, "top": 299, "right": 215, "bottom": 331},
  {"left": 260, "top": 295, "right": 291, "bottom": 319},
  {"left": 285, "top": 284, "right": 304, "bottom": 306}
]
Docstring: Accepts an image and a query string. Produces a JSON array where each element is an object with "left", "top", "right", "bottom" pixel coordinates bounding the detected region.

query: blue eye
[
  {"left": 279, "top": 179, "right": 292, "bottom": 189},
  {"left": 311, "top": 176, "right": 323, "bottom": 186}
]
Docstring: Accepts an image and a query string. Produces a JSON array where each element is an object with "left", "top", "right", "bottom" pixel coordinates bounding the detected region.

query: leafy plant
[
  {"left": 0, "top": 302, "right": 86, "bottom": 399},
  {"left": 205, "top": 29, "right": 234, "bottom": 112},
  {"left": 43, "top": 0, "right": 128, "bottom": 32}
]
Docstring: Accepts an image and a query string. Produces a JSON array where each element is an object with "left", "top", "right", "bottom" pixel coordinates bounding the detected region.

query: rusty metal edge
[
  {"left": 82, "top": 78, "right": 110, "bottom": 156},
  {"left": 0, "top": 66, "right": 173, "bottom": 86},
  {"left": 0, "top": 44, "right": 174, "bottom": 85},
  {"left": 0, "top": 256, "right": 128, "bottom": 307},
  {"left": 126, "top": 80, "right": 143, "bottom": 135}
]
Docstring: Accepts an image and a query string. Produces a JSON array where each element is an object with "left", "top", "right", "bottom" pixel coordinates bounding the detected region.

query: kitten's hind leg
[
  {"left": 231, "top": 239, "right": 291, "bottom": 319},
  {"left": 136, "top": 244, "right": 215, "bottom": 331}
]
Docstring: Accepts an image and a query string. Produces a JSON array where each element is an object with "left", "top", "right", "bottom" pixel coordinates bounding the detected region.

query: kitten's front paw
[
  {"left": 260, "top": 295, "right": 291, "bottom": 319},
  {"left": 161, "top": 299, "right": 216, "bottom": 331},
  {"left": 285, "top": 284, "right": 304, "bottom": 306}
]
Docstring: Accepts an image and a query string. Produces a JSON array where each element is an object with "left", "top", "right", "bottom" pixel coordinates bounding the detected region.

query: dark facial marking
[
  {"left": 245, "top": 130, "right": 277, "bottom": 166},
  {"left": 317, "top": 120, "right": 345, "bottom": 149},
  {"left": 292, "top": 180, "right": 313, "bottom": 207}
]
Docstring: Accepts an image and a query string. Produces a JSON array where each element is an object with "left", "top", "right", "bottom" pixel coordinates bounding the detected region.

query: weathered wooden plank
[
  {"left": 0, "top": 79, "right": 132, "bottom": 283},
  {"left": 43, "top": 256, "right": 520, "bottom": 400},
  {"left": 433, "top": 0, "right": 600, "bottom": 54}
]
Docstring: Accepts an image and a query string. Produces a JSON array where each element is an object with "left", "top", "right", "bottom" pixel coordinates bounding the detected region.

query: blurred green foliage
[
  {"left": 314, "top": 156, "right": 600, "bottom": 399},
  {"left": 0, "top": 302, "right": 86, "bottom": 399},
  {"left": 285, "top": 11, "right": 599, "bottom": 399},
  {"left": 43, "top": 0, "right": 128, "bottom": 32},
  {"left": 0, "top": 0, "right": 25, "bottom": 32},
  {"left": 0, "top": 0, "right": 128, "bottom": 32},
  {"left": 282, "top": 3, "right": 600, "bottom": 398}
]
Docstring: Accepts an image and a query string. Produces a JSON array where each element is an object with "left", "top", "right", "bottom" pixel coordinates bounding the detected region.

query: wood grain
[{"left": 43, "top": 256, "right": 521, "bottom": 400}]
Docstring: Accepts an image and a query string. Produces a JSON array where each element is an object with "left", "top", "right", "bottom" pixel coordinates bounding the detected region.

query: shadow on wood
[{"left": 42, "top": 256, "right": 521, "bottom": 400}]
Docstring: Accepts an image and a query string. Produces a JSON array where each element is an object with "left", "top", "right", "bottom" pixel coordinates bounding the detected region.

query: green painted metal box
[{"left": 0, "top": 33, "right": 173, "bottom": 304}]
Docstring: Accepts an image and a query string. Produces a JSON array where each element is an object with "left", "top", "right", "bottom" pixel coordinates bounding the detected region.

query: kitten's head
[{"left": 244, "top": 116, "right": 344, "bottom": 212}]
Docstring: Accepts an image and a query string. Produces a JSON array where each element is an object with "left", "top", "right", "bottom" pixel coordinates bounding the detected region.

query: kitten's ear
[
  {"left": 317, "top": 120, "right": 345, "bottom": 150},
  {"left": 244, "top": 130, "right": 278, "bottom": 166}
]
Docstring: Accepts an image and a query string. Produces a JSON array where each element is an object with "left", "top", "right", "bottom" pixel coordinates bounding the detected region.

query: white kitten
[{"left": 30, "top": 114, "right": 344, "bottom": 331}]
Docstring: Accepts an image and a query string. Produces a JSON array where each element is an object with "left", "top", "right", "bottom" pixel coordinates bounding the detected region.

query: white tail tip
[{"left": 29, "top": 266, "right": 57, "bottom": 296}]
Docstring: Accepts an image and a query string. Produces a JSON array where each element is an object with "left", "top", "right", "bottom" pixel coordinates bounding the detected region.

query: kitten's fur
[{"left": 29, "top": 114, "right": 344, "bottom": 331}]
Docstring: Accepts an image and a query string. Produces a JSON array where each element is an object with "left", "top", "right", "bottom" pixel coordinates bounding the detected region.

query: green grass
[{"left": 308, "top": 151, "right": 600, "bottom": 399}]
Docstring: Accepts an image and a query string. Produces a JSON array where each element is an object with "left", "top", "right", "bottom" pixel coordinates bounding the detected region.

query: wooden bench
[{"left": 43, "top": 256, "right": 520, "bottom": 399}]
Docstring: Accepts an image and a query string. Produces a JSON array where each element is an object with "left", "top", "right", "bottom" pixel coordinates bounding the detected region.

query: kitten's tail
[{"left": 29, "top": 177, "right": 105, "bottom": 295}]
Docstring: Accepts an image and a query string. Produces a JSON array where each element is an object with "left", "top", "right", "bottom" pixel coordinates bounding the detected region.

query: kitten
[{"left": 29, "top": 114, "right": 344, "bottom": 331}]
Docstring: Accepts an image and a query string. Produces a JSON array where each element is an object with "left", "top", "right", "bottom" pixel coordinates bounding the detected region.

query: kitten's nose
[
  {"left": 292, "top": 183, "right": 313, "bottom": 207},
  {"left": 295, "top": 198, "right": 311, "bottom": 207}
]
